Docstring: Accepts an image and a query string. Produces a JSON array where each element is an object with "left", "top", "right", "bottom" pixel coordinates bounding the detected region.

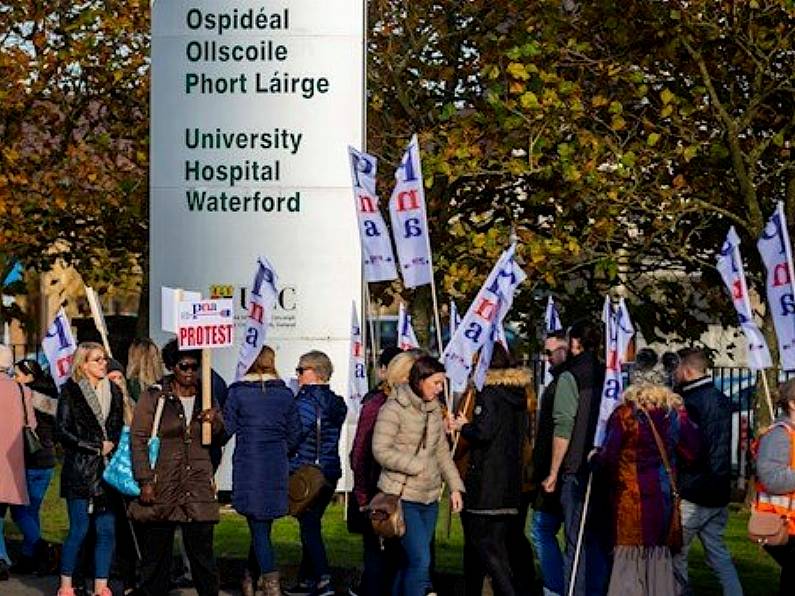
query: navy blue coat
[
  {"left": 223, "top": 378, "right": 301, "bottom": 520},
  {"left": 678, "top": 376, "right": 732, "bottom": 507},
  {"left": 289, "top": 384, "right": 348, "bottom": 482}
]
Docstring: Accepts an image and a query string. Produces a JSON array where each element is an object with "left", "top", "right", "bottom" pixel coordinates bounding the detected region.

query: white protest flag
[
  {"left": 594, "top": 297, "right": 635, "bottom": 446},
  {"left": 545, "top": 296, "right": 563, "bottom": 334},
  {"left": 388, "top": 135, "right": 432, "bottom": 288},
  {"left": 349, "top": 147, "right": 398, "bottom": 282},
  {"left": 717, "top": 227, "right": 772, "bottom": 370},
  {"left": 472, "top": 259, "right": 526, "bottom": 390},
  {"left": 42, "top": 307, "right": 77, "bottom": 388},
  {"left": 397, "top": 302, "right": 420, "bottom": 350},
  {"left": 449, "top": 300, "right": 462, "bottom": 344},
  {"left": 757, "top": 201, "right": 795, "bottom": 370},
  {"left": 235, "top": 257, "right": 280, "bottom": 381},
  {"left": 348, "top": 302, "right": 368, "bottom": 414},
  {"left": 542, "top": 296, "right": 563, "bottom": 386},
  {"left": 443, "top": 244, "right": 525, "bottom": 392}
]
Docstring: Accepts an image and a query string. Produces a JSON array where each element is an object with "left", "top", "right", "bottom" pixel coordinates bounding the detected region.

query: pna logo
[{"left": 183, "top": 302, "right": 233, "bottom": 320}]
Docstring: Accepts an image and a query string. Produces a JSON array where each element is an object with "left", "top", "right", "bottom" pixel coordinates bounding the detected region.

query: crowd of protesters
[{"left": 0, "top": 317, "right": 793, "bottom": 596}]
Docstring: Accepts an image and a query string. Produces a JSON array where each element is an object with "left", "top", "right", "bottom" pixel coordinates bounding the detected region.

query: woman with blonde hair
[
  {"left": 125, "top": 338, "right": 164, "bottom": 403},
  {"left": 591, "top": 383, "right": 700, "bottom": 596},
  {"left": 56, "top": 342, "right": 124, "bottom": 596}
]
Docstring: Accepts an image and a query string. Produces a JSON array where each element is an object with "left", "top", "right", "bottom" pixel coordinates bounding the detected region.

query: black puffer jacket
[
  {"left": 678, "top": 376, "right": 732, "bottom": 507},
  {"left": 461, "top": 368, "right": 531, "bottom": 513},
  {"left": 56, "top": 378, "right": 124, "bottom": 504}
]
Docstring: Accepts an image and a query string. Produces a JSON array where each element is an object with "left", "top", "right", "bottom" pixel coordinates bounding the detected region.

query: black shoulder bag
[{"left": 18, "top": 383, "right": 43, "bottom": 456}]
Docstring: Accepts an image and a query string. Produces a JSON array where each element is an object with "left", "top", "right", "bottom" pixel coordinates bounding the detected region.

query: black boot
[{"left": 11, "top": 554, "right": 35, "bottom": 575}]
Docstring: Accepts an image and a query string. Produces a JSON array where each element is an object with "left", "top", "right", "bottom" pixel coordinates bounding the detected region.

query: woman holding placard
[{"left": 128, "top": 339, "right": 225, "bottom": 596}]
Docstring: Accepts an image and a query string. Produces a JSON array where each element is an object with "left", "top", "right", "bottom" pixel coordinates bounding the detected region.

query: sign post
[{"left": 177, "top": 298, "right": 235, "bottom": 445}]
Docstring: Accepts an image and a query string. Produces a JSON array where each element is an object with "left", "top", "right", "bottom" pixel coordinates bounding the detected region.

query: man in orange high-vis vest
[{"left": 755, "top": 379, "right": 795, "bottom": 595}]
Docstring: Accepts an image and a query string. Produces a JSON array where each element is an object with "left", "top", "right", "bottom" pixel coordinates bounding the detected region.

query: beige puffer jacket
[{"left": 372, "top": 384, "right": 464, "bottom": 504}]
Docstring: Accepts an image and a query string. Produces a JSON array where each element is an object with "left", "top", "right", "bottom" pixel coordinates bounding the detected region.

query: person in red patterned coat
[{"left": 348, "top": 347, "right": 406, "bottom": 596}]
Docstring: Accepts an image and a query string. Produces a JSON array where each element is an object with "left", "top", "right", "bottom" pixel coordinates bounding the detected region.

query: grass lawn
[{"left": 5, "top": 470, "right": 779, "bottom": 595}]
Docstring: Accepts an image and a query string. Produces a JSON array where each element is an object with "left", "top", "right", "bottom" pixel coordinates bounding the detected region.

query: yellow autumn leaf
[{"left": 506, "top": 62, "right": 530, "bottom": 81}]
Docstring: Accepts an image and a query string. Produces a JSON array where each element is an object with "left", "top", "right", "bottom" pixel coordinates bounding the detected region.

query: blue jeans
[
  {"left": 247, "top": 518, "right": 275, "bottom": 574},
  {"left": 531, "top": 509, "right": 565, "bottom": 594},
  {"left": 11, "top": 468, "right": 54, "bottom": 556},
  {"left": 0, "top": 467, "right": 54, "bottom": 563},
  {"left": 61, "top": 499, "right": 115, "bottom": 579},
  {"left": 397, "top": 500, "right": 439, "bottom": 596},
  {"left": 561, "top": 473, "right": 610, "bottom": 596},
  {"left": 673, "top": 500, "right": 743, "bottom": 596},
  {"left": 297, "top": 485, "right": 334, "bottom": 584},
  {"left": 0, "top": 517, "right": 9, "bottom": 564}
]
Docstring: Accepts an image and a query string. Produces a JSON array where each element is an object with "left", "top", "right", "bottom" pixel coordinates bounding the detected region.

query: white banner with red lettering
[
  {"left": 349, "top": 147, "right": 398, "bottom": 283},
  {"left": 717, "top": 227, "right": 772, "bottom": 370},
  {"left": 235, "top": 257, "right": 280, "bottom": 380},
  {"left": 757, "top": 202, "right": 795, "bottom": 371},
  {"left": 349, "top": 302, "right": 368, "bottom": 412},
  {"left": 42, "top": 307, "right": 77, "bottom": 389},
  {"left": 442, "top": 244, "right": 525, "bottom": 392},
  {"left": 178, "top": 299, "right": 235, "bottom": 350},
  {"left": 594, "top": 296, "right": 635, "bottom": 447},
  {"left": 397, "top": 302, "right": 420, "bottom": 350},
  {"left": 388, "top": 135, "right": 432, "bottom": 288}
]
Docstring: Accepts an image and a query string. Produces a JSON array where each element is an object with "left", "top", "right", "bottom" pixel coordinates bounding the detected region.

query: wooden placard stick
[{"left": 202, "top": 348, "right": 212, "bottom": 445}]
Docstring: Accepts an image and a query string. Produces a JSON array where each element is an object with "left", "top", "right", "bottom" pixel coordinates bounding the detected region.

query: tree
[
  {"left": 0, "top": 1, "right": 150, "bottom": 331},
  {"left": 367, "top": 0, "right": 793, "bottom": 332},
  {"left": 368, "top": 0, "right": 794, "bottom": 424}
]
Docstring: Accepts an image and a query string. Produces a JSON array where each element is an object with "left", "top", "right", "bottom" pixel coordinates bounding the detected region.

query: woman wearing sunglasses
[
  {"left": 56, "top": 342, "right": 124, "bottom": 596},
  {"left": 283, "top": 351, "right": 347, "bottom": 596},
  {"left": 128, "top": 339, "right": 226, "bottom": 596}
]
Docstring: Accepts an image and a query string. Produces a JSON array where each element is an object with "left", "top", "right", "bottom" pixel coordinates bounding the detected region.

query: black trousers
[
  {"left": 463, "top": 512, "right": 532, "bottom": 596},
  {"left": 137, "top": 522, "right": 219, "bottom": 596},
  {"left": 507, "top": 493, "right": 537, "bottom": 595},
  {"left": 765, "top": 537, "right": 795, "bottom": 596}
]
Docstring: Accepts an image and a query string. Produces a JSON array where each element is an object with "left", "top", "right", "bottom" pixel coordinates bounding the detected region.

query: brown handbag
[
  {"left": 641, "top": 408, "right": 684, "bottom": 552},
  {"left": 748, "top": 509, "right": 790, "bottom": 546},
  {"left": 288, "top": 402, "right": 328, "bottom": 516},
  {"left": 369, "top": 411, "right": 428, "bottom": 539}
]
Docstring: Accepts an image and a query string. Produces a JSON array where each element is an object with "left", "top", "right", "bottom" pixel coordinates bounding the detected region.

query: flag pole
[
  {"left": 759, "top": 369, "right": 775, "bottom": 421},
  {"left": 567, "top": 472, "right": 593, "bottom": 596},
  {"left": 364, "top": 284, "right": 379, "bottom": 373},
  {"left": 422, "top": 216, "right": 448, "bottom": 408}
]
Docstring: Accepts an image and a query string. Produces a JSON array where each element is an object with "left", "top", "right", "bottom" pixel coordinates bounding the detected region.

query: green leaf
[
  {"left": 647, "top": 132, "right": 661, "bottom": 147},
  {"left": 520, "top": 91, "right": 540, "bottom": 109},
  {"left": 660, "top": 88, "right": 675, "bottom": 105}
]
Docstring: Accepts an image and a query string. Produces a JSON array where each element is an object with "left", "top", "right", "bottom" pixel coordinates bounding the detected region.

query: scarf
[{"left": 78, "top": 377, "right": 112, "bottom": 440}]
